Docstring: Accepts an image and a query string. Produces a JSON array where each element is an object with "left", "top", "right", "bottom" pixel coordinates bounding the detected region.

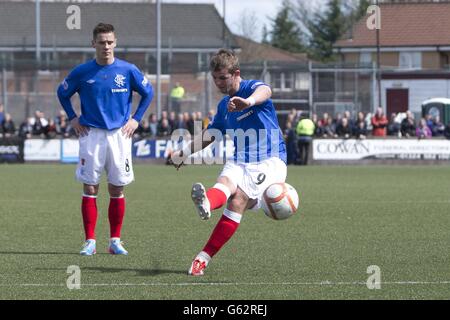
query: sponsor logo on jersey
[
  {"left": 237, "top": 110, "right": 254, "bottom": 121},
  {"left": 111, "top": 88, "right": 128, "bottom": 93},
  {"left": 62, "top": 79, "right": 69, "bottom": 90},
  {"left": 114, "top": 74, "right": 126, "bottom": 88},
  {"left": 87, "top": 79, "right": 95, "bottom": 84},
  {"left": 142, "top": 76, "right": 148, "bottom": 87}
]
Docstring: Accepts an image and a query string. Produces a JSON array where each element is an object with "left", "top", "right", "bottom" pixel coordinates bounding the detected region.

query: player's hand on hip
[
  {"left": 70, "top": 117, "right": 89, "bottom": 137},
  {"left": 228, "top": 97, "right": 251, "bottom": 112},
  {"left": 122, "top": 118, "right": 139, "bottom": 139}
]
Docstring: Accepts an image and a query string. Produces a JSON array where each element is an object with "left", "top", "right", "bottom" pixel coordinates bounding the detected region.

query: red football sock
[
  {"left": 108, "top": 197, "right": 125, "bottom": 238},
  {"left": 203, "top": 214, "right": 240, "bottom": 258},
  {"left": 206, "top": 188, "right": 227, "bottom": 210},
  {"left": 81, "top": 196, "right": 98, "bottom": 240}
]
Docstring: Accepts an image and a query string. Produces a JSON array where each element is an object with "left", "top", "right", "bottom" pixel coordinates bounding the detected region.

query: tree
[
  {"left": 353, "top": 0, "right": 371, "bottom": 21},
  {"left": 261, "top": 25, "right": 270, "bottom": 44},
  {"left": 344, "top": 0, "right": 371, "bottom": 33},
  {"left": 235, "top": 11, "right": 260, "bottom": 41},
  {"left": 308, "top": 0, "right": 347, "bottom": 61},
  {"left": 269, "top": 0, "right": 306, "bottom": 53},
  {"left": 293, "top": 0, "right": 368, "bottom": 62}
]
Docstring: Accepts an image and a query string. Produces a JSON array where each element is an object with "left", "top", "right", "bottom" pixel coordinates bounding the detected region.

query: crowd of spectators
[
  {"left": 133, "top": 110, "right": 215, "bottom": 139},
  {"left": 0, "top": 106, "right": 216, "bottom": 140},
  {"left": 3, "top": 103, "right": 450, "bottom": 144},
  {"left": 0, "top": 109, "right": 72, "bottom": 139},
  {"left": 283, "top": 107, "right": 450, "bottom": 141},
  {"left": 283, "top": 107, "right": 450, "bottom": 164}
]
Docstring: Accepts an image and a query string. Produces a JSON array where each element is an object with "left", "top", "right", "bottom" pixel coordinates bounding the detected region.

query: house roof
[
  {"left": 233, "top": 35, "right": 309, "bottom": 63},
  {"left": 0, "top": 1, "right": 237, "bottom": 50},
  {"left": 335, "top": 3, "right": 450, "bottom": 48}
]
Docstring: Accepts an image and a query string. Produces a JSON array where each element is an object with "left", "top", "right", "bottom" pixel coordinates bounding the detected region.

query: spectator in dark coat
[
  {"left": 1, "top": 113, "right": 16, "bottom": 137},
  {"left": 335, "top": 117, "right": 352, "bottom": 139},
  {"left": 401, "top": 111, "right": 416, "bottom": 138}
]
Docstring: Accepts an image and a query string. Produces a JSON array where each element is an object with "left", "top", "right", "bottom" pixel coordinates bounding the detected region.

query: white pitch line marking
[{"left": 1, "top": 281, "right": 450, "bottom": 287}]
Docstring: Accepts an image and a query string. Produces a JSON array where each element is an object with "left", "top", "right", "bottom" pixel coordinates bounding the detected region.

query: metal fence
[
  {"left": 0, "top": 59, "right": 213, "bottom": 123},
  {"left": 1, "top": 58, "right": 377, "bottom": 125},
  {"left": 310, "top": 62, "right": 376, "bottom": 118}
]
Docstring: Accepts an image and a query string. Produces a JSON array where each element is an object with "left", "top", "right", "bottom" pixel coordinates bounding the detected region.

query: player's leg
[
  {"left": 189, "top": 188, "right": 253, "bottom": 276},
  {"left": 105, "top": 128, "right": 134, "bottom": 255},
  {"left": 189, "top": 158, "right": 287, "bottom": 274},
  {"left": 107, "top": 184, "right": 128, "bottom": 255},
  {"left": 80, "top": 184, "right": 99, "bottom": 256},
  {"left": 191, "top": 176, "right": 235, "bottom": 220},
  {"left": 245, "top": 157, "right": 288, "bottom": 212},
  {"left": 77, "top": 128, "right": 106, "bottom": 256},
  {"left": 191, "top": 162, "right": 241, "bottom": 220}
]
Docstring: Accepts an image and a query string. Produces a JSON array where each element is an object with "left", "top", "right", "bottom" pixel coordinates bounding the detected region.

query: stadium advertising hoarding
[
  {"left": 313, "top": 139, "right": 450, "bottom": 160},
  {"left": 24, "top": 139, "right": 60, "bottom": 161},
  {"left": 61, "top": 139, "right": 79, "bottom": 163},
  {"left": 23, "top": 138, "right": 450, "bottom": 162},
  {"left": 0, "top": 137, "right": 24, "bottom": 163},
  {"left": 59, "top": 138, "right": 234, "bottom": 163},
  {"left": 133, "top": 138, "right": 234, "bottom": 163}
]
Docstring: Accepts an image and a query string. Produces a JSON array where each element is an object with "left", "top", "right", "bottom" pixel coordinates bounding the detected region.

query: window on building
[
  {"left": 295, "top": 73, "right": 310, "bottom": 90},
  {"left": 359, "top": 52, "right": 372, "bottom": 66},
  {"left": 198, "top": 52, "right": 209, "bottom": 71},
  {"left": 273, "top": 72, "right": 283, "bottom": 91},
  {"left": 399, "top": 52, "right": 422, "bottom": 69},
  {"left": 272, "top": 72, "right": 309, "bottom": 92},
  {"left": 284, "top": 73, "right": 293, "bottom": 90}
]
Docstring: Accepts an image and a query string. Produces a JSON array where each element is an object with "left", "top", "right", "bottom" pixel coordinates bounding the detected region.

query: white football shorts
[
  {"left": 76, "top": 127, "right": 134, "bottom": 186},
  {"left": 219, "top": 157, "right": 287, "bottom": 210}
]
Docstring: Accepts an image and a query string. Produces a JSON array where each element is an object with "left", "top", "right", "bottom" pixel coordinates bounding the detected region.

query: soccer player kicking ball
[
  {"left": 57, "top": 23, "right": 153, "bottom": 255},
  {"left": 170, "top": 49, "right": 287, "bottom": 275}
]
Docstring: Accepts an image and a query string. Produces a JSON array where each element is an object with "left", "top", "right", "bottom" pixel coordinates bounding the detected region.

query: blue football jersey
[
  {"left": 207, "top": 80, "right": 287, "bottom": 164},
  {"left": 57, "top": 58, "right": 153, "bottom": 130}
]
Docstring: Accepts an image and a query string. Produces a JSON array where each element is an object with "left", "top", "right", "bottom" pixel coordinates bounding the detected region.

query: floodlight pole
[
  {"left": 222, "top": 0, "right": 226, "bottom": 48},
  {"left": 36, "top": 0, "right": 41, "bottom": 64},
  {"left": 2, "top": 67, "right": 7, "bottom": 113},
  {"left": 33, "top": 0, "right": 41, "bottom": 117},
  {"left": 375, "top": 0, "right": 381, "bottom": 110},
  {"left": 156, "top": 0, "right": 162, "bottom": 119}
]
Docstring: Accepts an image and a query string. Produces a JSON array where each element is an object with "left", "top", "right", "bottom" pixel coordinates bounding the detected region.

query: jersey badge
[{"left": 114, "top": 74, "right": 126, "bottom": 88}]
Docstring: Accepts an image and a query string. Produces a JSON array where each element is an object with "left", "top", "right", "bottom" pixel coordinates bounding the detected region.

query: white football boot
[
  {"left": 108, "top": 238, "right": 128, "bottom": 255},
  {"left": 191, "top": 183, "right": 211, "bottom": 220},
  {"left": 80, "top": 239, "right": 96, "bottom": 256}
]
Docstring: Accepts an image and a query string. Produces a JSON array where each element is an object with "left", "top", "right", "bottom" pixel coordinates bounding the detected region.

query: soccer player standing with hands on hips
[
  {"left": 57, "top": 23, "right": 153, "bottom": 256},
  {"left": 170, "top": 49, "right": 287, "bottom": 275}
]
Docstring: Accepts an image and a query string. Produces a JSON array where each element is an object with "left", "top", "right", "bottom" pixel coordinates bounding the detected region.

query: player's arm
[
  {"left": 228, "top": 84, "right": 272, "bottom": 112},
  {"left": 170, "top": 129, "right": 215, "bottom": 170},
  {"left": 123, "top": 67, "right": 154, "bottom": 138},
  {"left": 170, "top": 103, "right": 224, "bottom": 170},
  {"left": 56, "top": 70, "right": 89, "bottom": 137}
]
